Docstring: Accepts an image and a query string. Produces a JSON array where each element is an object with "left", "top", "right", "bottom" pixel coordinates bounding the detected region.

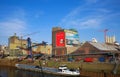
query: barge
[{"left": 15, "top": 64, "right": 80, "bottom": 76}]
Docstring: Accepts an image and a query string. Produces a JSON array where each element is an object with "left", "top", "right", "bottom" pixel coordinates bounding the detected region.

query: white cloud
[
  {"left": 60, "top": 18, "right": 101, "bottom": 29},
  {"left": 0, "top": 18, "right": 26, "bottom": 37},
  {"left": 0, "top": 8, "right": 28, "bottom": 45},
  {"left": 59, "top": 3, "right": 110, "bottom": 29},
  {"left": 0, "top": 8, "right": 27, "bottom": 37},
  {"left": 79, "top": 19, "right": 100, "bottom": 29}
]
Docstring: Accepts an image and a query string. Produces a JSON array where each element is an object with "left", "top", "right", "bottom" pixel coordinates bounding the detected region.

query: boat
[
  {"left": 15, "top": 64, "right": 42, "bottom": 72},
  {"left": 58, "top": 65, "right": 80, "bottom": 75},
  {"left": 15, "top": 64, "right": 80, "bottom": 76}
]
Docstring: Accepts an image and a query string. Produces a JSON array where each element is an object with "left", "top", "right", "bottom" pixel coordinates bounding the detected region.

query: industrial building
[
  {"left": 8, "top": 33, "right": 52, "bottom": 56},
  {"left": 71, "top": 37, "right": 120, "bottom": 62},
  {"left": 52, "top": 27, "right": 80, "bottom": 56},
  {"left": 8, "top": 33, "right": 27, "bottom": 50}
]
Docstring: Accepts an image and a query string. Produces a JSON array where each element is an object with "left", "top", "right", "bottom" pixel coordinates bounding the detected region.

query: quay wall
[{"left": 0, "top": 58, "right": 120, "bottom": 77}]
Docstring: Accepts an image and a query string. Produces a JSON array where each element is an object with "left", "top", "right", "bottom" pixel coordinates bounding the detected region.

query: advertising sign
[
  {"left": 65, "top": 29, "right": 80, "bottom": 46},
  {"left": 56, "top": 31, "right": 65, "bottom": 47}
]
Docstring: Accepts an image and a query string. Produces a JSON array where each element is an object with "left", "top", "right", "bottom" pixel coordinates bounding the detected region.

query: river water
[{"left": 0, "top": 66, "right": 71, "bottom": 77}]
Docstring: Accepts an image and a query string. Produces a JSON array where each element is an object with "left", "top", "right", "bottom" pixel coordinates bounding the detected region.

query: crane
[
  {"left": 20, "top": 31, "right": 40, "bottom": 47},
  {"left": 99, "top": 29, "right": 109, "bottom": 43},
  {"left": 18, "top": 37, "right": 47, "bottom": 61},
  {"left": 18, "top": 31, "right": 40, "bottom": 61}
]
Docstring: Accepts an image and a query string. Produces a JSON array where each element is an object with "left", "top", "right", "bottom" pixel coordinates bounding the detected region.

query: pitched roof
[{"left": 88, "top": 42, "right": 118, "bottom": 51}]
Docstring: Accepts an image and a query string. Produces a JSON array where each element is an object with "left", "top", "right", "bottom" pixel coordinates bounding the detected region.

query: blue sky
[{"left": 0, "top": 0, "right": 120, "bottom": 45}]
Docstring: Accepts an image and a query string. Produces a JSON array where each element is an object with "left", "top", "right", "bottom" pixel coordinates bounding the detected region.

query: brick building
[
  {"left": 52, "top": 27, "right": 80, "bottom": 56},
  {"left": 71, "top": 41, "right": 120, "bottom": 62}
]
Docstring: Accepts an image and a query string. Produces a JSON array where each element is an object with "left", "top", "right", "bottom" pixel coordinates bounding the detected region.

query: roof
[
  {"left": 70, "top": 42, "right": 120, "bottom": 55},
  {"left": 88, "top": 42, "right": 118, "bottom": 51}
]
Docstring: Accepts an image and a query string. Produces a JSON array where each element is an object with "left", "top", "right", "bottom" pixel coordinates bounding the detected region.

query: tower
[{"left": 52, "top": 27, "right": 67, "bottom": 56}]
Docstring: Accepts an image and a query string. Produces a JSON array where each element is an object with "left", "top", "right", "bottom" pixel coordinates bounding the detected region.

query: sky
[{"left": 0, "top": 0, "right": 120, "bottom": 45}]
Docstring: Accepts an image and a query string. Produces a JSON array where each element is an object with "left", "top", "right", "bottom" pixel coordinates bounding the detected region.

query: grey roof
[{"left": 89, "top": 42, "right": 118, "bottom": 51}]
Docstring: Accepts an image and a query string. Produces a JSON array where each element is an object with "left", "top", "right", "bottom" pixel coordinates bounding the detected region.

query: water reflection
[{"left": 0, "top": 66, "right": 69, "bottom": 77}]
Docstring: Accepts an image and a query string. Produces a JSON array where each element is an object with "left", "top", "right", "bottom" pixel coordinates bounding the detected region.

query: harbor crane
[
  {"left": 19, "top": 37, "right": 47, "bottom": 61},
  {"left": 20, "top": 31, "right": 39, "bottom": 47},
  {"left": 17, "top": 31, "right": 47, "bottom": 61}
]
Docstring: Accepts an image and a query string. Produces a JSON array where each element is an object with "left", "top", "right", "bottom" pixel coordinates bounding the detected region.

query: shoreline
[{"left": 0, "top": 57, "right": 120, "bottom": 77}]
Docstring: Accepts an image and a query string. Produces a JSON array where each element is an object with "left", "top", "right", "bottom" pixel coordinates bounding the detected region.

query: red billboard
[{"left": 56, "top": 31, "right": 65, "bottom": 47}]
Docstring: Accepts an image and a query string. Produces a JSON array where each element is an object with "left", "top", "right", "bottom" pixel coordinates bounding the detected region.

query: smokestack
[
  {"left": 113, "top": 35, "right": 116, "bottom": 43},
  {"left": 106, "top": 35, "right": 116, "bottom": 44},
  {"left": 108, "top": 36, "right": 109, "bottom": 43},
  {"left": 110, "top": 36, "right": 112, "bottom": 43}
]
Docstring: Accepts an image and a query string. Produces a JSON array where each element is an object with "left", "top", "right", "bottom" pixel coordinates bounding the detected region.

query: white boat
[
  {"left": 15, "top": 64, "right": 80, "bottom": 76},
  {"left": 57, "top": 65, "right": 80, "bottom": 76}
]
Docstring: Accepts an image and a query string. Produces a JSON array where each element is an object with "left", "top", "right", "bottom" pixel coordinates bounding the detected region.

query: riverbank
[{"left": 0, "top": 57, "right": 120, "bottom": 77}]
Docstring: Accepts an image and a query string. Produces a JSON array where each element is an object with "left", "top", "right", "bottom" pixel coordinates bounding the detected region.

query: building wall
[
  {"left": 52, "top": 27, "right": 67, "bottom": 56},
  {"left": 8, "top": 34, "right": 27, "bottom": 50},
  {"left": 64, "top": 29, "right": 80, "bottom": 46},
  {"left": 36, "top": 45, "right": 52, "bottom": 55},
  {"left": 67, "top": 46, "right": 80, "bottom": 54},
  {"left": 0, "top": 45, "right": 8, "bottom": 55},
  {"left": 8, "top": 34, "right": 52, "bottom": 55},
  {"left": 52, "top": 27, "right": 81, "bottom": 56},
  {"left": 52, "top": 47, "right": 67, "bottom": 56},
  {"left": 8, "top": 34, "right": 28, "bottom": 56},
  {"left": 52, "top": 27, "right": 62, "bottom": 47},
  {"left": 9, "top": 36, "right": 19, "bottom": 50},
  {"left": 78, "top": 42, "right": 101, "bottom": 54}
]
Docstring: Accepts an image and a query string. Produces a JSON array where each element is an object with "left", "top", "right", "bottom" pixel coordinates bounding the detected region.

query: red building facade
[
  {"left": 52, "top": 27, "right": 80, "bottom": 56},
  {"left": 56, "top": 31, "right": 65, "bottom": 47},
  {"left": 52, "top": 27, "right": 67, "bottom": 56}
]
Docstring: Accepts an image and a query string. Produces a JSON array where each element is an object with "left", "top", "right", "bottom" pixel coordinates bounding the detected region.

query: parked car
[
  {"left": 68, "top": 57, "right": 74, "bottom": 62},
  {"left": 84, "top": 57, "right": 93, "bottom": 62}
]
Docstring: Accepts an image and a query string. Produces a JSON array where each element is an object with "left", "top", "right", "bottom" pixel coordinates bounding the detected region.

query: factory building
[
  {"left": 8, "top": 33, "right": 52, "bottom": 56},
  {"left": 8, "top": 33, "right": 28, "bottom": 55},
  {"left": 71, "top": 39, "right": 120, "bottom": 62},
  {"left": 52, "top": 27, "right": 80, "bottom": 56}
]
